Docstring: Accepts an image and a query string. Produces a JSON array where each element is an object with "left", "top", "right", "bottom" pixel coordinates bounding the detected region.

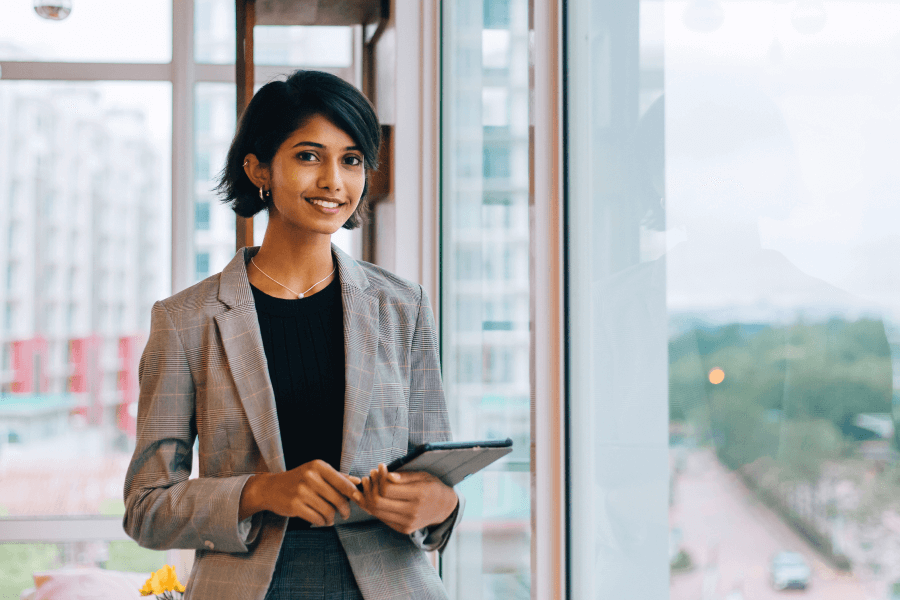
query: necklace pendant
[{"left": 298, "top": 293, "right": 304, "bottom": 299}]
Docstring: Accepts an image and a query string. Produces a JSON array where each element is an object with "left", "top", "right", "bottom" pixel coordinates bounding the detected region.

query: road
[{"left": 670, "top": 448, "right": 889, "bottom": 600}]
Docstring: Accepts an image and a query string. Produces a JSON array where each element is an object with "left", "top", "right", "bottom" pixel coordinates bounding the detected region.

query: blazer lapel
[
  {"left": 213, "top": 244, "right": 378, "bottom": 477},
  {"left": 333, "top": 245, "right": 379, "bottom": 475},
  {"left": 215, "top": 247, "right": 285, "bottom": 474}
]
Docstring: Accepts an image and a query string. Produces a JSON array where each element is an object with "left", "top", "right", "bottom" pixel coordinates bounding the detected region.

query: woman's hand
[
  {"left": 355, "top": 463, "right": 458, "bottom": 535},
  {"left": 239, "top": 459, "right": 363, "bottom": 526}
]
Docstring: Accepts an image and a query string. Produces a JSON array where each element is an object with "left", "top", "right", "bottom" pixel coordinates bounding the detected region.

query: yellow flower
[{"left": 140, "top": 565, "right": 186, "bottom": 597}]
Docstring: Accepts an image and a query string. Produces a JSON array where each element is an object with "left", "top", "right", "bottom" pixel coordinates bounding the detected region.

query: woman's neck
[{"left": 248, "top": 222, "right": 336, "bottom": 299}]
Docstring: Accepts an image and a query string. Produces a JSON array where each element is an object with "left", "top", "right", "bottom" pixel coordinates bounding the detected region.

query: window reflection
[{"left": 568, "top": 1, "right": 900, "bottom": 598}]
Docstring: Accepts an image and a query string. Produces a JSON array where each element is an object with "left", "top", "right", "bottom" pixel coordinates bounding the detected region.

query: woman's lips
[{"left": 306, "top": 197, "right": 342, "bottom": 213}]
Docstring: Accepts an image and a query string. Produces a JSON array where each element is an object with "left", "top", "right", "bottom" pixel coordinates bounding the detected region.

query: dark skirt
[{"left": 263, "top": 528, "right": 364, "bottom": 600}]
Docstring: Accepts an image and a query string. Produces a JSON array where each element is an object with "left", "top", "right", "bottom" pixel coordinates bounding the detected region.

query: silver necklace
[{"left": 251, "top": 257, "right": 335, "bottom": 299}]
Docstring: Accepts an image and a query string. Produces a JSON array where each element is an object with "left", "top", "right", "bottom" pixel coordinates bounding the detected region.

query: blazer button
[{"left": 204, "top": 540, "right": 214, "bottom": 550}]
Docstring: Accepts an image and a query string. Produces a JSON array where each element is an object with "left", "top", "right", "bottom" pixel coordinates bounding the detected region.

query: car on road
[{"left": 770, "top": 551, "right": 811, "bottom": 591}]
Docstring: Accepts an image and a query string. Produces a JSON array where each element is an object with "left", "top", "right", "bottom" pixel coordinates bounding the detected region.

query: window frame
[
  {"left": 0, "top": 0, "right": 354, "bottom": 567},
  {"left": 530, "top": 1, "right": 566, "bottom": 599}
]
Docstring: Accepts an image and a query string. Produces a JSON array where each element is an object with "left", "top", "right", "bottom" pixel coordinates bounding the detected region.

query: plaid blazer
[{"left": 123, "top": 245, "right": 460, "bottom": 600}]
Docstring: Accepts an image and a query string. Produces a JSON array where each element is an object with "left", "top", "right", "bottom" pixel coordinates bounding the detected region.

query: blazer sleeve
[
  {"left": 122, "top": 300, "right": 261, "bottom": 553},
  {"left": 406, "top": 285, "right": 465, "bottom": 553}
]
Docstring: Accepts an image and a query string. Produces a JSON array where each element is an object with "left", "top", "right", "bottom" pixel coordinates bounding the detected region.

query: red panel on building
[
  {"left": 11, "top": 339, "right": 33, "bottom": 394},
  {"left": 11, "top": 336, "right": 49, "bottom": 394},
  {"left": 117, "top": 334, "right": 144, "bottom": 437}
]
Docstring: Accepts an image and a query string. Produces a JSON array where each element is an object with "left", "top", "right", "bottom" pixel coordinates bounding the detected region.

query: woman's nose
[{"left": 317, "top": 160, "right": 342, "bottom": 191}]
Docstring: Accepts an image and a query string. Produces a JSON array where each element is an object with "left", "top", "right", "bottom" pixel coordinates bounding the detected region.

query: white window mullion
[{"left": 171, "top": 0, "right": 196, "bottom": 295}]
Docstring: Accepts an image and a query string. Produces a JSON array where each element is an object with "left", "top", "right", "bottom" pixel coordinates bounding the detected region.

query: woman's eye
[
  {"left": 345, "top": 156, "right": 363, "bottom": 166},
  {"left": 297, "top": 152, "right": 317, "bottom": 161}
]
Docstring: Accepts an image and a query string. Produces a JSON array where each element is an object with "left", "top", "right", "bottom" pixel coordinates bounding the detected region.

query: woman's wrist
[
  {"left": 238, "top": 474, "right": 269, "bottom": 521},
  {"left": 428, "top": 486, "right": 459, "bottom": 528}
]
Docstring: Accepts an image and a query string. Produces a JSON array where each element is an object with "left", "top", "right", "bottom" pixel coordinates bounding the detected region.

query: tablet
[
  {"left": 331, "top": 439, "right": 514, "bottom": 526},
  {"left": 386, "top": 438, "right": 514, "bottom": 487}
]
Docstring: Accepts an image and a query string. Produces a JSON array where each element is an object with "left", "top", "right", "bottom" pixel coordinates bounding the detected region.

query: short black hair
[{"left": 216, "top": 69, "right": 381, "bottom": 230}]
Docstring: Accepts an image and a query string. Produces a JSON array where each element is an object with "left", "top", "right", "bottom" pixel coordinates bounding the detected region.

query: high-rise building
[{"left": 0, "top": 83, "right": 163, "bottom": 451}]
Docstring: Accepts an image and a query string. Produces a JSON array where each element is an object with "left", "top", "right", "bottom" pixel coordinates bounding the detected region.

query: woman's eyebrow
[{"left": 291, "top": 141, "right": 361, "bottom": 151}]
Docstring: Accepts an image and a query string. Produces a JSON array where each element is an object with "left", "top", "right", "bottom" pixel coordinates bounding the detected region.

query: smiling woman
[{"left": 123, "top": 69, "right": 463, "bottom": 600}]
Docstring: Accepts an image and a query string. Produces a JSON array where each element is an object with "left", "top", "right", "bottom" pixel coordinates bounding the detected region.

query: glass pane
[
  {"left": 0, "top": 1, "right": 171, "bottom": 63},
  {"left": 194, "top": 82, "right": 237, "bottom": 282},
  {"left": 441, "top": 0, "right": 531, "bottom": 598},
  {"left": 0, "top": 82, "right": 172, "bottom": 524},
  {"left": 195, "top": 0, "right": 352, "bottom": 66},
  {"left": 567, "top": 1, "right": 900, "bottom": 599}
]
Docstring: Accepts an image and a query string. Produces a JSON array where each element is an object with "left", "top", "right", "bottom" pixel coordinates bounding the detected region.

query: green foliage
[
  {"left": 0, "top": 541, "right": 164, "bottom": 599},
  {"left": 670, "top": 548, "right": 694, "bottom": 572},
  {"left": 670, "top": 317, "right": 893, "bottom": 469},
  {"left": 0, "top": 543, "right": 59, "bottom": 599},
  {"left": 778, "top": 419, "right": 845, "bottom": 481},
  {"left": 104, "top": 541, "right": 166, "bottom": 573}
]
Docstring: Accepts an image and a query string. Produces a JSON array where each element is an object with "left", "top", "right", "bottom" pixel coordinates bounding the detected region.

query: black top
[{"left": 250, "top": 274, "right": 345, "bottom": 530}]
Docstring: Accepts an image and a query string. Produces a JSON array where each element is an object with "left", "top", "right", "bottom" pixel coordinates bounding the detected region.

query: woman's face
[{"left": 264, "top": 113, "right": 366, "bottom": 237}]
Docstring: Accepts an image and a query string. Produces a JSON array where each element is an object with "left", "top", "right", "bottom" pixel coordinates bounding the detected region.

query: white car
[{"left": 770, "top": 551, "right": 811, "bottom": 591}]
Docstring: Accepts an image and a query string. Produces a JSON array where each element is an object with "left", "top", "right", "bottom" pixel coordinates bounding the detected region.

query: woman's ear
[{"left": 243, "top": 154, "right": 269, "bottom": 189}]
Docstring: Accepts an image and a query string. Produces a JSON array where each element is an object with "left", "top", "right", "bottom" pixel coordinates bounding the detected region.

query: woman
[{"left": 123, "top": 70, "right": 461, "bottom": 600}]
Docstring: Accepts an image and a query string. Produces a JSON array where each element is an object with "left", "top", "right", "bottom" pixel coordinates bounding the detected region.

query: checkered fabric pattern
[
  {"left": 123, "top": 245, "right": 458, "bottom": 600},
  {"left": 263, "top": 529, "right": 363, "bottom": 600}
]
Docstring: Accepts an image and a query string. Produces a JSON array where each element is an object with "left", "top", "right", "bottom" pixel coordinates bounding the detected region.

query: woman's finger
[
  {"left": 316, "top": 481, "right": 352, "bottom": 520},
  {"left": 294, "top": 500, "right": 330, "bottom": 526},
  {"left": 371, "top": 467, "right": 384, "bottom": 498},
  {"left": 362, "top": 495, "right": 412, "bottom": 518},
  {"left": 379, "top": 463, "right": 400, "bottom": 484},
  {"left": 304, "top": 492, "right": 339, "bottom": 525},
  {"left": 361, "top": 475, "right": 374, "bottom": 508},
  {"left": 376, "top": 481, "right": 428, "bottom": 501},
  {"left": 319, "top": 466, "right": 364, "bottom": 502}
]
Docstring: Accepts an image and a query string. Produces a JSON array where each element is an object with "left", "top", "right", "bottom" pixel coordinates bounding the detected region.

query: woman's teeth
[
  {"left": 307, "top": 198, "right": 340, "bottom": 208},
  {"left": 308, "top": 198, "right": 339, "bottom": 209}
]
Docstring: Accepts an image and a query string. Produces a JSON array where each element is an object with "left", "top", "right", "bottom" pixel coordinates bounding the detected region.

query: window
[
  {"left": 1, "top": 13, "right": 173, "bottom": 585},
  {"left": 195, "top": 252, "right": 210, "bottom": 280},
  {"left": 194, "top": 0, "right": 353, "bottom": 67},
  {"left": 482, "top": 146, "right": 511, "bottom": 179},
  {"left": 483, "top": 347, "right": 513, "bottom": 384},
  {"left": 483, "top": 0, "right": 511, "bottom": 29},
  {"left": 566, "top": 1, "right": 900, "bottom": 597},
  {"left": 195, "top": 201, "right": 211, "bottom": 231},
  {"left": 442, "top": 0, "right": 531, "bottom": 597},
  {"left": 194, "top": 151, "right": 211, "bottom": 182}
]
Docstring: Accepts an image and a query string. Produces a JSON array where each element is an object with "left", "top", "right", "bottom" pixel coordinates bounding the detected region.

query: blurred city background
[{"left": 4, "top": 1, "right": 900, "bottom": 599}]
